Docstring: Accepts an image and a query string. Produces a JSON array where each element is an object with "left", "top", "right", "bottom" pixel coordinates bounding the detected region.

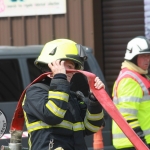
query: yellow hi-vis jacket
[{"left": 112, "top": 68, "right": 150, "bottom": 149}]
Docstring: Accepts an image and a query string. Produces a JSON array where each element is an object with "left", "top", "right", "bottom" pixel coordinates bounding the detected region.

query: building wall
[{"left": 0, "top": 0, "right": 95, "bottom": 51}]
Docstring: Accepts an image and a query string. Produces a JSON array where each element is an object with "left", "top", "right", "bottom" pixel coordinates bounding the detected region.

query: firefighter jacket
[
  {"left": 22, "top": 75, "right": 104, "bottom": 150},
  {"left": 112, "top": 68, "right": 150, "bottom": 149}
]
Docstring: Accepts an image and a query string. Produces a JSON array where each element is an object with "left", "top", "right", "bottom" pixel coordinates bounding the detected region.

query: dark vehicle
[{"left": 0, "top": 45, "right": 115, "bottom": 150}]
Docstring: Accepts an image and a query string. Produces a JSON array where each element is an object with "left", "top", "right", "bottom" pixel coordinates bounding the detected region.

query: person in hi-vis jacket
[
  {"left": 22, "top": 39, "right": 105, "bottom": 150},
  {"left": 112, "top": 36, "right": 150, "bottom": 149}
]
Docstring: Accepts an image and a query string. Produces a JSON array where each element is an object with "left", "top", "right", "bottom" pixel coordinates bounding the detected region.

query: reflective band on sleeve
[
  {"left": 73, "top": 122, "right": 85, "bottom": 131},
  {"left": 119, "top": 108, "right": 138, "bottom": 115},
  {"left": 143, "top": 129, "right": 150, "bottom": 136},
  {"left": 54, "top": 120, "right": 73, "bottom": 130},
  {"left": 84, "top": 117, "right": 99, "bottom": 132},
  {"left": 113, "top": 96, "right": 141, "bottom": 105},
  {"left": 86, "top": 110, "right": 104, "bottom": 121},
  {"left": 129, "top": 121, "right": 140, "bottom": 128},
  {"left": 48, "top": 91, "right": 69, "bottom": 102},
  {"left": 124, "top": 115, "right": 137, "bottom": 121},
  {"left": 46, "top": 100, "right": 66, "bottom": 118}
]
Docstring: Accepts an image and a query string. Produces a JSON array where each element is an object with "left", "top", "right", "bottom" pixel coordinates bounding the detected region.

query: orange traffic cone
[{"left": 93, "top": 128, "right": 104, "bottom": 150}]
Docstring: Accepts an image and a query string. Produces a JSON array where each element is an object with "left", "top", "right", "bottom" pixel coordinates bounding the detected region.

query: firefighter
[
  {"left": 112, "top": 36, "right": 150, "bottom": 149},
  {"left": 22, "top": 39, "right": 105, "bottom": 150}
]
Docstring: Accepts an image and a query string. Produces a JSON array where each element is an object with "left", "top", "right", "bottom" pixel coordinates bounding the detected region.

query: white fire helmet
[{"left": 124, "top": 36, "right": 150, "bottom": 60}]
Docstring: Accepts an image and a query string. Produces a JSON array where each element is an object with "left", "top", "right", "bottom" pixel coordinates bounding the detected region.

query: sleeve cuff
[{"left": 53, "top": 73, "right": 67, "bottom": 80}]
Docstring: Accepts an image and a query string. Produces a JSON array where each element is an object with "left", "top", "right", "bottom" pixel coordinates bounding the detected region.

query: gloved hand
[
  {"left": 76, "top": 91, "right": 85, "bottom": 99},
  {"left": 88, "top": 92, "right": 97, "bottom": 102},
  {"left": 76, "top": 91, "right": 88, "bottom": 104}
]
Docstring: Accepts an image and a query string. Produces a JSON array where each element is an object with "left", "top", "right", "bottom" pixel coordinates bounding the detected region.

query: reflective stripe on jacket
[{"left": 112, "top": 68, "right": 150, "bottom": 149}]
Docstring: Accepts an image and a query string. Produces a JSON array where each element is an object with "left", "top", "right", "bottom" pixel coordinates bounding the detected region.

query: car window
[
  {"left": 84, "top": 61, "right": 91, "bottom": 72},
  {"left": 0, "top": 59, "right": 23, "bottom": 102},
  {"left": 27, "top": 58, "right": 42, "bottom": 82}
]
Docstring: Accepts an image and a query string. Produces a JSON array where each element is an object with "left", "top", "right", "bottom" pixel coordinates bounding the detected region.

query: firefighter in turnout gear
[
  {"left": 112, "top": 36, "right": 150, "bottom": 149},
  {"left": 22, "top": 39, "right": 105, "bottom": 150}
]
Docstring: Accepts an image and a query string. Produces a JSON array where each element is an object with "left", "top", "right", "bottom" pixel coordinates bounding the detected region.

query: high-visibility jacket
[
  {"left": 22, "top": 76, "right": 104, "bottom": 150},
  {"left": 112, "top": 68, "right": 150, "bottom": 149}
]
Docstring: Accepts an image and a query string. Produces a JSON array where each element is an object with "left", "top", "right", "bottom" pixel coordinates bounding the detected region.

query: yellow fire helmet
[{"left": 34, "top": 39, "right": 87, "bottom": 72}]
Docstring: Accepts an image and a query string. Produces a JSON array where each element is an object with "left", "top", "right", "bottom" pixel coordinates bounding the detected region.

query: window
[
  {"left": 0, "top": 59, "right": 23, "bottom": 102},
  {"left": 27, "top": 58, "right": 42, "bottom": 82}
]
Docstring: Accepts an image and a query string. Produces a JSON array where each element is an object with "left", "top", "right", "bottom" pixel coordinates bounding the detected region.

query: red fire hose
[{"left": 10, "top": 70, "right": 149, "bottom": 150}]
